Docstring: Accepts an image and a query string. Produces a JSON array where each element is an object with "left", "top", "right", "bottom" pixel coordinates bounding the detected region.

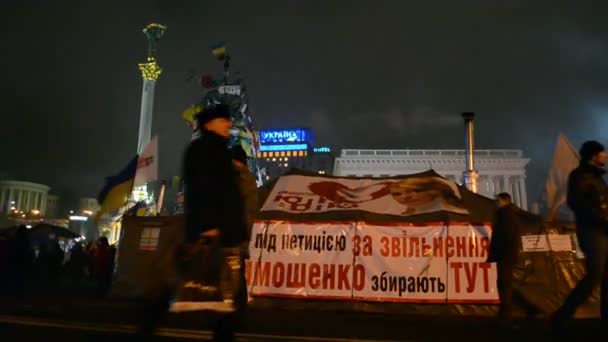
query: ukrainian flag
[
  {"left": 181, "top": 104, "right": 203, "bottom": 126},
  {"left": 96, "top": 155, "right": 138, "bottom": 220},
  {"left": 211, "top": 42, "right": 227, "bottom": 60}
]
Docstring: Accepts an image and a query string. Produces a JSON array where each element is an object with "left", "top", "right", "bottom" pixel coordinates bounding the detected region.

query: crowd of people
[{"left": 0, "top": 230, "right": 117, "bottom": 298}]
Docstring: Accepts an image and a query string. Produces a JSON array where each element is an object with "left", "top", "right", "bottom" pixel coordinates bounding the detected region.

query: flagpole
[
  {"left": 156, "top": 181, "right": 166, "bottom": 216},
  {"left": 224, "top": 55, "right": 231, "bottom": 83},
  {"left": 544, "top": 133, "right": 579, "bottom": 223}
]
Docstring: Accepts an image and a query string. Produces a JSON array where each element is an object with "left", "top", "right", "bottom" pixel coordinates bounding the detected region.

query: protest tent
[
  {"left": 110, "top": 215, "right": 184, "bottom": 299},
  {"left": 248, "top": 169, "right": 596, "bottom": 317},
  {"left": 111, "top": 169, "right": 597, "bottom": 317}
]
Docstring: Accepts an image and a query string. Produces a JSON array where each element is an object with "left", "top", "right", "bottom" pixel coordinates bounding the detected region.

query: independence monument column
[{"left": 137, "top": 23, "right": 166, "bottom": 154}]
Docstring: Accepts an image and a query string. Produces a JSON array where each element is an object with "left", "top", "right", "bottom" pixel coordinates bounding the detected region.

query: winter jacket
[
  {"left": 567, "top": 162, "right": 608, "bottom": 232},
  {"left": 183, "top": 130, "right": 248, "bottom": 247},
  {"left": 487, "top": 204, "right": 522, "bottom": 264}
]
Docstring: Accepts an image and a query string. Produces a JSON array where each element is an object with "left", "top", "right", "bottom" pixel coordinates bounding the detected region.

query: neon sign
[
  {"left": 314, "top": 147, "right": 331, "bottom": 153},
  {"left": 69, "top": 216, "right": 88, "bottom": 221},
  {"left": 260, "top": 144, "right": 308, "bottom": 151},
  {"left": 260, "top": 129, "right": 308, "bottom": 144}
]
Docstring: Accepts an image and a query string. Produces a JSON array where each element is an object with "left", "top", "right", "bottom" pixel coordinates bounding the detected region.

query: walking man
[
  {"left": 552, "top": 140, "right": 608, "bottom": 330},
  {"left": 487, "top": 192, "right": 525, "bottom": 322},
  {"left": 183, "top": 104, "right": 248, "bottom": 341}
]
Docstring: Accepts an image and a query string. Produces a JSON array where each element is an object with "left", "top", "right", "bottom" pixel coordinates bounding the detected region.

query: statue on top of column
[{"left": 180, "top": 42, "right": 263, "bottom": 185}]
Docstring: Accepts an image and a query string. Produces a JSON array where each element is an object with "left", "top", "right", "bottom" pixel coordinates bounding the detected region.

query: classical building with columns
[
  {"left": 333, "top": 149, "right": 530, "bottom": 210},
  {"left": 0, "top": 180, "right": 51, "bottom": 216}
]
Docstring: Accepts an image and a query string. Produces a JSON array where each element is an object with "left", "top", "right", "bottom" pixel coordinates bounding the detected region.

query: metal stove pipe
[{"left": 462, "top": 112, "right": 479, "bottom": 193}]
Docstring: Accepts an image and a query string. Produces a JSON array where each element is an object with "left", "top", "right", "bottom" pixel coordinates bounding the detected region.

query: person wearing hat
[
  {"left": 181, "top": 104, "right": 248, "bottom": 342},
  {"left": 552, "top": 140, "right": 608, "bottom": 330},
  {"left": 183, "top": 104, "right": 247, "bottom": 246}
]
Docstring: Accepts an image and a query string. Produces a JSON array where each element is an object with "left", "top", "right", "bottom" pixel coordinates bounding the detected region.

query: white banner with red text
[{"left": 246, "top": 221, "right": 498, "bottom": 303}]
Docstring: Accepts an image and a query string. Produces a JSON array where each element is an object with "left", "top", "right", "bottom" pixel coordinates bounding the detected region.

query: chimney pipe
[{"left": 462, "top": 112, "right": 479, "bottom": 193}]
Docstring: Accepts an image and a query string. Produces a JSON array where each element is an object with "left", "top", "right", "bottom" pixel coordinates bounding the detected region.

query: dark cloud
[{"left": 2, "top": 0, "right": 608, "bottom": 209}]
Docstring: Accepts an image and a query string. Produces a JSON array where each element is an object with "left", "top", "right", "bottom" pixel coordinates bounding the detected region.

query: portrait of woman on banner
[{"left": 388, "top": 176, "right": 468, "bottom": 216}]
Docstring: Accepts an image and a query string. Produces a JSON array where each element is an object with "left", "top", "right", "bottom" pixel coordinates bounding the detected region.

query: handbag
[{"left": 169, "top": 237, "right": 242, "bottom": 313}]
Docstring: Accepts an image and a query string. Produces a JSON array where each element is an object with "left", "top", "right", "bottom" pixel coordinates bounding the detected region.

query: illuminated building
[
  {"left": 256, "top": 128, "right": 313, "bottom": 180},
  {"left": 254, "top": 129, "right": 336, "bottom": 180},
  {"left": 309, "top": 147, "right": 335, "bottom": 175},
  {"left": 63, "top": 198, "right": 102, "bottom": 241},
  {"left": 79, "top": 197, "right": 100, "bottom": 216},
  {"left": 334, "top": 149, "right": 530, "bottom": 210},
  {"left": 0, "top": 180, "right": 51, "bottom": 216},
  {"left": 68, "top": 213, "right": 98, "bottom": 241}
]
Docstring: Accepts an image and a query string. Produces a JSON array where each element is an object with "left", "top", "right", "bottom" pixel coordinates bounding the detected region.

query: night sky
[{"left": 2, "top": 1, "right": 607, "bottom": 211}]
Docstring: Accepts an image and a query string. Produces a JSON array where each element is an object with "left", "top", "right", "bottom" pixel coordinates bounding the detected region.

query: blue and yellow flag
[
  {"left": 211, "top": 42, "right": 227, "bottom": 61},
  {"left": 181, "top": 104, "right": 203, "bottom": 126},
  {"left": 96, "top": 155, "right": 138, "bottom": 220}
]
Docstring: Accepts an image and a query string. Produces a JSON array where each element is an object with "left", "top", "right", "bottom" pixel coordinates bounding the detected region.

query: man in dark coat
[
  {"left": 552, "top": 140, "right": 608, "bottom": 329},
  {"left": 487, "top": 192, "right": 524, "bottom": 321},
  {"left": 183, "top": 104, "right": 248, "bottom": 247},
  {"left": 182, "top": 104, "right": 248, "bottom": 342},
  {"left": 137, "top": 105, "right": 248, "bottom": 340}
]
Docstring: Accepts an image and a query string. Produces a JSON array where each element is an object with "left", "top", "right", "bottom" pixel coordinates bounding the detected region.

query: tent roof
[{"left": 257, "top": 169, "right": 542, "bottom": 225}]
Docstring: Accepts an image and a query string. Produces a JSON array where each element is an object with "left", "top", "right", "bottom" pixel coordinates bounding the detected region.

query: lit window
[
  {"left": 268, "top": 152, "right": 274, "bottom": 157},
  {"left": 256, "top": 152, "right": 261, "bottom": 158},
  {"left": 299, "top": 151, "right": 304, "bottom": 157},
  {"left": 286, "top": 151, "right": 292, "bottom": 157},
  {"left": 280, "top": 151, "right": 286, "bottom": 157},
  {"left": 304, "top": 151, "right": 308, "bottom": 156},
  {"left": 262, "top": 152, "right": 268, "bottom": 158},
  {"left": 139, "top": 228, "right": 161, "bottom": 251}
]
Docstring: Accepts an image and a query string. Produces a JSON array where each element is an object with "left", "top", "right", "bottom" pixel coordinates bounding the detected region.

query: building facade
[
  {"left": 0, "top": 180, "right": 51, "bottom": 216},
  {"left": 79, "top": 197, "right": 100, "bottom": 215},
  {"left": 308, "top": 147, "right": 335, "bottom": 175},
  {"left": 255, "top": 128, "right": 336, "bottom": 181},
  {"left": 334, "top": 149, "right": 530, "bottom": 210},
  {"left": 46, "top": 195, "right": 60, "bottom": 218},
  {"left": 256, "top": 128, "right": 314, "bottom": 181}
]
